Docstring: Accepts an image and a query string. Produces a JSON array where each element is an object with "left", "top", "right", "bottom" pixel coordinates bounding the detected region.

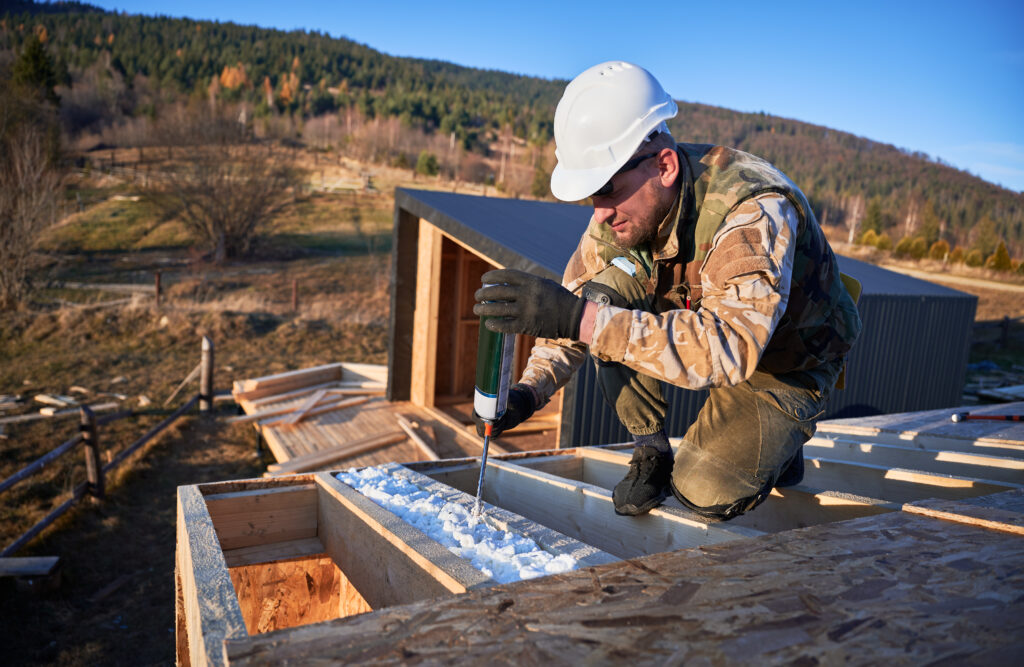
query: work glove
[
  {"left": 473, "top": 268, "right": 586, "bottom": 340},
  {"left": 472, "top": 384, "right": 536, "bottom": 438}
]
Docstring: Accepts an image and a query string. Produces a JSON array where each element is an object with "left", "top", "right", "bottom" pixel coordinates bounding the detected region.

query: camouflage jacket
[{"left": 519, "top": 143, "right": 862, "bottom": 405}]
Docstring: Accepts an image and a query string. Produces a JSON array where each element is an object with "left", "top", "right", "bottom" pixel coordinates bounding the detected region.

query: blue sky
[{"left": 89, "top": 0, "right": 1024, "bottom": 192}]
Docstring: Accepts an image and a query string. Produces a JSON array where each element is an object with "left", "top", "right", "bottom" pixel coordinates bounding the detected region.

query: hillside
[{"left": 2, "top": 0, "right": 1022, "bottom": 255}]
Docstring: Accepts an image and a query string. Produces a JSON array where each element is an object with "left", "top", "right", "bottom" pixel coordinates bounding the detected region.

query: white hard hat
[{"left": 550, "top": 61, "right": 678, "bottom": 202}]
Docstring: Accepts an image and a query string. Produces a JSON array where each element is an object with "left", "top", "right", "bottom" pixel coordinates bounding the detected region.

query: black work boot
[
  {"left": 613, "top": 445, "right": 674, "bottom": 516},
  {"left": 775, "top": 447, "right": 804, "bottom": 487}
]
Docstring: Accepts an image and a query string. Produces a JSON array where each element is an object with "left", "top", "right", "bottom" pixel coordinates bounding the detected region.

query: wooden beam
[
  {"left": 396, "top": 416, "right": 440, "bottom": 461},
  {"left": 571, "top": 448, "right": 899, "bottom": 532},
  {"left": 264, "top": 431, "right": 408, "bottom": 476},
  {"left": 805, "top": 436, "right": 1024, "bottom": 484},
  {"left": 410, "top": 219, "right": 443, "bottom": 408},
  {"left": 314, "top": 473, "right": 494, "bottom": 609},
  {"left": 803, "top": 455, "right": 1019, "bottom": 503},
  {"left": 426, "top": 406, "right": 508, "bottom": 455},
  {"left": 222, "top": 537, "right": 326, "bottom": 568},
  {"left": 815, "top": 423, "right": 1024, "bottom": 460},
  {"left": 232, "top": 364, "right": 345, "bottom": 402},
  {"left": 176, "top": 485, "right": 247, "bottom": 667},
  {"left": 204, "top": 484, "right": 318, "bottom": 551},
  {"left": 465, "top": 459, "right": 759, "bottom": 559},
  {"left": 389, "top": 464, "right": 617, "bottom": 568},
  {"left": 274, "top": 389, "right": 329, "bottom": 426}
]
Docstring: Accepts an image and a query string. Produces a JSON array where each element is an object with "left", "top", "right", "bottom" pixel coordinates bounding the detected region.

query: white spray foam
[{"left": 336, "top": 466, "right": 578, "bottom": 584}]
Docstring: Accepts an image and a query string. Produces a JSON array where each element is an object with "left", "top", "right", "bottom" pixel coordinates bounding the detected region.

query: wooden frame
[{"left": 178, "top": 420, "right": 1024, "bottom": 666}]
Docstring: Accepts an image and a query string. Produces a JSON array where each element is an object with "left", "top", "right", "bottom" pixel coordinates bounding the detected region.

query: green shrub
[
  {"left": 876, "top": 233, "right": 892, "bottom": 250},
  {"left": 965, "top": 249, "right": 984, "bottom": 267},
  {"left": 928, "top": 239, "right": 950, "bottom": 261},
  {"left": 894, "top": 236, "right": 913, "bottom": 256},
  {"left": 985, "top": 241, "right": 1013, "bottom": 271},
  {"left": 909, "top": 237, "right": 928, "bottom": 260},
  {"left": 949, "top": 246, "right": 965, "bottom": 263},
  {"left": 859, "top": 229, "right": 879, "bottom": 246},
  {"left": 415, "top": 151, "right": 439, "bottom": 177}
]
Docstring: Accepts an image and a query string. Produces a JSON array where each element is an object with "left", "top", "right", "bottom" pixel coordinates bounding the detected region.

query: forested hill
[{"left": 2, "top": 1, "right": 1022, "bottom": 255}]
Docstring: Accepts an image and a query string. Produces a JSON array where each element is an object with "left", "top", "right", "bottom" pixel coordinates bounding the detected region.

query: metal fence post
[
  {"left": 200, "top": 336, "right": 214, "bottom": 413},
  {"left": 80, "top": 406, "right": 104, "bottom": 500}
]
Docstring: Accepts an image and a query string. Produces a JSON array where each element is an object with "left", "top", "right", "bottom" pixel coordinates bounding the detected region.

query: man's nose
[{"left": 593, "top": 205, "right": 615, "bottom": 225}]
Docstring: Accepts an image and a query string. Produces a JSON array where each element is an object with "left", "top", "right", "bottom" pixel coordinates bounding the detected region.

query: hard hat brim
[{"left": 549, "top": 160, "right": 622, "bottom": 202}]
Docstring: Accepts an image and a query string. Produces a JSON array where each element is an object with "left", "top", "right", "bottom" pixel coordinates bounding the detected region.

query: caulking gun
[{"left": 472, "top": 292, "right": 516, "bottom": 517}]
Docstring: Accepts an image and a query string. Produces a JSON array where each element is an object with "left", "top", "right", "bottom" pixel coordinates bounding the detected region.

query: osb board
[
  {"left": 228, "top": 555, "right": 355, "bottom": 635},
  {"left": 817, "top": 402, "right": 1024, "bottom": 448},
  {"left": 252, "top": 398, "right": 473, "bottom": 469},
  {"left": 224, "top": 508, "right": 1024, "bottom": 665}
]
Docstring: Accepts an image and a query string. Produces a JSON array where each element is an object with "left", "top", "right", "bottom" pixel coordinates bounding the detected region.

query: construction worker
[{"left": 473, "top": 61, "right": 862, "bottom": 520}]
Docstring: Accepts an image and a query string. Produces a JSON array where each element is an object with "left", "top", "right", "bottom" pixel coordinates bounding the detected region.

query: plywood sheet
[{"left": 225, "top": 508, "right": 1024, "bottom": 665}]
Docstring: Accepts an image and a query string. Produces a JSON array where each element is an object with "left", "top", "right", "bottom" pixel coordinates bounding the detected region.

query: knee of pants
[{"left": 669, "top": 447, "right": 770, "bottom": 520}]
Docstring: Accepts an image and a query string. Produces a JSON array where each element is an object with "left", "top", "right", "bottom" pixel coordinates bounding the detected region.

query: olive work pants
[{"left": 587, "top": 264, "right": 843, "bottom": 520}]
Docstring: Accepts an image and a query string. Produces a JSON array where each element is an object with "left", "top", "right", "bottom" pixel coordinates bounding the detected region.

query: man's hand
[
  {"left": 473, "top": 268, "right": 586, "bottom": 340},
  {"left": 472, "top": 384, "right": 536, "bottom": 438}
]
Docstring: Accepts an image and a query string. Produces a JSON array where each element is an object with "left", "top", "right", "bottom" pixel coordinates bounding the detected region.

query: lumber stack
[{"left": 231, "top": 363, "right": 458, "bottom": 473}]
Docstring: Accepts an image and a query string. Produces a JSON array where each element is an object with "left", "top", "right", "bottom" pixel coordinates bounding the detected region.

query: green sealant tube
[{"left": 474, "top": 315, "right": 516, "bottom": 422}]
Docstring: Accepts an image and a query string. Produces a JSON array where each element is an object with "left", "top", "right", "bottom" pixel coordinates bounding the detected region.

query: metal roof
[{"left": 398, "top": 188, "right": 975, "bottom": 301}]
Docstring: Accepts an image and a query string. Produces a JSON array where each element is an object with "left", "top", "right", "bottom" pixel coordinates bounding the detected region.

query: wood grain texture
[
  {"left": 176, "top": 485, "right": 247, "bottom": 667},
  {"left": 205, "top": 484, "right": 318, "bottom": 551},
  {"left": 228, "top": 555, "right": 346, "bottom": 635},
  {"left": 224, "top": 509, "right": 1024, "bottom": 666},
  {"left": 314, "top": 473, "right": 494, "bottom": 609}
]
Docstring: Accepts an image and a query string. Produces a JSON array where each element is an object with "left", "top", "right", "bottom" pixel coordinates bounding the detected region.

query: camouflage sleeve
[{"left": 589, "top": 193, "right": 798, "bottom": 389}]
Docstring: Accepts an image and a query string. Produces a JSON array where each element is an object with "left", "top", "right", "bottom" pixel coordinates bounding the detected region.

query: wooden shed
[{"left": 387, "top": 188, "right": 977, "bottom": 448}]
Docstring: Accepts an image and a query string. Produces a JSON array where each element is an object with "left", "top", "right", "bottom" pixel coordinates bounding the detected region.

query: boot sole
[{"left": 613, "top": 488, "right": 669, "bottom": 516}]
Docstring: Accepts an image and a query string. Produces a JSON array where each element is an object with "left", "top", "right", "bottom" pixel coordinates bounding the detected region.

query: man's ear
[{"left": 656, "top": 148, "right": 680, "bottom": 188}]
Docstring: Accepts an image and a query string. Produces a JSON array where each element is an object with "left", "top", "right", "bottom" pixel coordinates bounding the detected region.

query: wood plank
[
  {"left": 803, "top": 455, "right": 1020, "bottom": 503},
  {"left": 313, "top": 473, "right": 494, "bottom": 609},
  {"left": 396, "top": 415, "right": 440, "bottom": 461},
  {"left": 0, "top": 556, "right": 60, "bottom": 577},
  {"left": 902, "top": 498, "right": 1024, "bottom": 536},
  {"left": 222, "top": 537, "right": 326, "bottom": 568},
  {"left": 204, "top": 484, "right": 318, "bottom": 551},
  {"left": 469, "top": 459, "right": 759, "bottom": 559},
  {"left": 816, "top": 404, "right": 1024, "bottom": 459},
  {"left": 805, "top": 436, "right": 1024, "bottom": 484},
  {"left": 262, "top": 396, "right": 372, "bottom": 428},
  {"left": 339, "top": 362, "right": 388, "bottom": 385},
  {"left": 176, "top": 485, "right": 247, "bottom": 667},
  {"left": 427, "top": 405, "right": 509, "bottom": 454},
  {"left": 388, "top": 464, "right": 618, "bottom": 568},
  {"left": 274, "top": 389, "right": 329, "bottom": 426},
  {"left": 410, "top": 219, "right": 443, "bottom": 408},
  {"left": 572, "top": 448, "right": 898, "bottom": 533},
  {"left": 232, "top": 364, "right": 345, "bottom": 401},
  {"left": 228, "top": 555, "right": 346, "bottom": 634},
  {"left": 265, "top": 431, "right": 408, "bottom": 475}
]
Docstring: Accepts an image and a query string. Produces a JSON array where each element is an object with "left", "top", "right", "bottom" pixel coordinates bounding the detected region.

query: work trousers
[{"left": 588, "top": 264, "right": 842, "bottom": 520}]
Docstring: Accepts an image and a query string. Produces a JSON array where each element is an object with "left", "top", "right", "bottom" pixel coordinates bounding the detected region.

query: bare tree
[
  {"left": 0, "top": 124, "right": 63, "bottom": 309},
  {"left": 146, "top": 112, "right": 303, "bottom": 262}
]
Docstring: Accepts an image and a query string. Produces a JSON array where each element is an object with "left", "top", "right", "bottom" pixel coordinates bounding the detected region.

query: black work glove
[
  {"left": 472, "top": 384, "right": 536, "bottom": 438},
  {"left": 473, "top": 268, "right": 586, "bottom": 340}
]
